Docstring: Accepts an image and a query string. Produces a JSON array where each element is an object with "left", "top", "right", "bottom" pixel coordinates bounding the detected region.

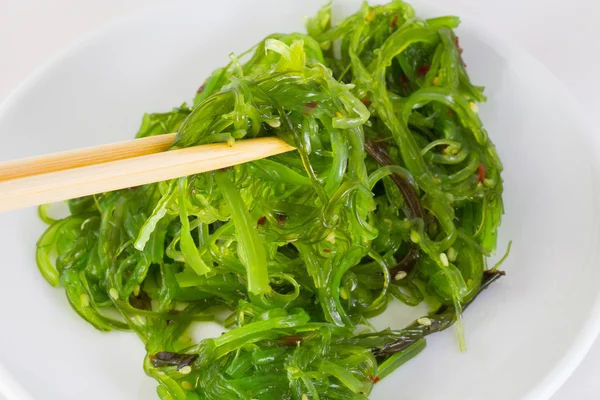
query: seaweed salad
[{"left": 36, "top": 1, "right": 506, "bottom": 399}]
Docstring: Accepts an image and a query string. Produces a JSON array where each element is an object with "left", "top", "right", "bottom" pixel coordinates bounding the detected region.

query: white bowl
[{"left": 0, "top": 1, "right": 599, "bottom": 399}]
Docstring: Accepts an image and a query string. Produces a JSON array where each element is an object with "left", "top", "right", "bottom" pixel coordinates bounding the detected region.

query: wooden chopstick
[
  {"left": 0, "top": 135, "right": 296, "bottom": 212},
  {"left": 0, "top": 133, "right": 177, "bottom": 181}
]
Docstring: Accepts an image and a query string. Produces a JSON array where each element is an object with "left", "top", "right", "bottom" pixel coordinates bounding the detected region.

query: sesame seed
[
  {"left": 179, "top": 336, "right": 192, "bottom": 344},
  {"left": 325, "top": 231, "right": 336, "bottom": 243},
  {"left": 266, "top": 119, "right": 280, "bottom": 128},
  {"left": 410, "top": 230, "right": 421, "bottom": 243},
  {"left": 80, "top": 293, "right": 90, "bottom": 308},
  {"left": 432, "top": 77, "right": 440, "bottom": 86},
  {"left": 467, "top": 278, "right": 473, "bottom": 286},
  {"left": 133, "top": 285, "right": 141, "bottom": 297},
  {"left": 179, "top": 365, "right": 192, "bottom": 375},
  {"left": 447, "top": 247, "right": 458, "bottom": 262},
  {"left": 366, "top": 10, "right": 376, "bottom": 23},
  {"left": 227, "top": 136, "right": 235, "bottom": 147},
  {"left": 335, "top": 112, "right": 344, "bottom": 118},
  {"left": 181, "top": 381, "right": 194, "bottom": 391},
  {"left": 302, "top": 394, "right": 309, "bottom": 400},
  {"left": 417, "top": 317, "right": 432, "bottom": 327},
  {"left": 440, "top": 253, "right": 449, "bottom": 267},
  {"left": 394, "top": 271, "right": 407, "bottom": 281},
  {"left": 340, "top": 287, "right": 348, "bottom": 300},
  {"left": 109, "top": 288, "right": 119, "bottom": 301},
  {"left": 469, "top": 102, "right": 479, "bottom": 113},
  {"left": 444, "top": 145, "right": 459, "bottom": 155}
]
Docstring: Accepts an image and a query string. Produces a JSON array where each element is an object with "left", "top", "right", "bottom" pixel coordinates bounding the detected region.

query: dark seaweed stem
[
  {"left": 148, "top": 272, "right": 505, "bottom": 367},
  {"left": 150, "top": 352, "right": 199, "bottom": 369},
  {"left": 365, "top": 139, "right": 424, "bottom": 275},
  {"left": 364, "top": 139, "right": 423, "bottom": 218},
  {"left": 390, "top": 247, "right": 421, "bottom": 277},
  {"left": 129, "top": 290, "right": 152, "bottom": 311},
  {"left": 372, "top": 270, "right": 505, "bottom": 359}
]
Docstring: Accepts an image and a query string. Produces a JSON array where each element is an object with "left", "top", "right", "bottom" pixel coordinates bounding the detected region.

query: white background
[{"left": 0, "top": 0, "right": 598, "bottom": 399}]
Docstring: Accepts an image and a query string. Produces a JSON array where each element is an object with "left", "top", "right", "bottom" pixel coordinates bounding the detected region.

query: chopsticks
[{"left": 0, "top": 134, "right": 296, "bottom": 212}]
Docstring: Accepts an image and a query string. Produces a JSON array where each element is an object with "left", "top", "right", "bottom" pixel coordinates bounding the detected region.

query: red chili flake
[
  {"left": 323, "top": 249, "right": 331, "bottom": 253},
  {"left": 390, "top": 15, "right": 399, "bottom": 29},
  {"left": 277, "top": 214, "right": 288, "bottom": 226},
  {"left": 448, "top": 109, "right": 454, "bottom": 117},
  {"left": 303, "top": 101, "right": 319, "bottom": 116},
  {"left": 455, "top": 36, "right": 463, "bottom": 54},
  {"left": 400, "top": 75, "right": 409, "bottom": 87},
  {"left": 369, "top": 376, "right": 381, "bottom": 384},
  {"left": 455, "top": 36, "right": 467, "bottom": 67},
  {"left": 477, "top": 163, "right": 486, "bottom": 184},
  {"left": 361, "top": 99, "right": 371, "bottom": 105},
  {"left": 196, "top": 82, "right": 206, "bottom": 94},
  {"left": 417, "top": 65, "right": 430, "bottom": 77},
  {"left": 280, "top": 336, "right": 303, "bottom": 344},
  {"left": 257, "top": 216, "right": 266, "bottom": 226}
]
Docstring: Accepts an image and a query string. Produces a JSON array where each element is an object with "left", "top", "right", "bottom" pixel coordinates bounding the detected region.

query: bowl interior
[{"left": 0, "top": 1, "right": 599, "bottom": 399}]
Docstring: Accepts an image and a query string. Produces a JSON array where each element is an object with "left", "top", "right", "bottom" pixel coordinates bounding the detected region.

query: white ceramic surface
[{"left": 0, "top": 1, "right": 599, "bottom": 399}]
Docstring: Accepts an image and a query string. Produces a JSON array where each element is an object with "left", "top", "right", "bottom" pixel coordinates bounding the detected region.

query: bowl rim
[{"left": 0, "top": 2, "right": 599, "bottom": 399}]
